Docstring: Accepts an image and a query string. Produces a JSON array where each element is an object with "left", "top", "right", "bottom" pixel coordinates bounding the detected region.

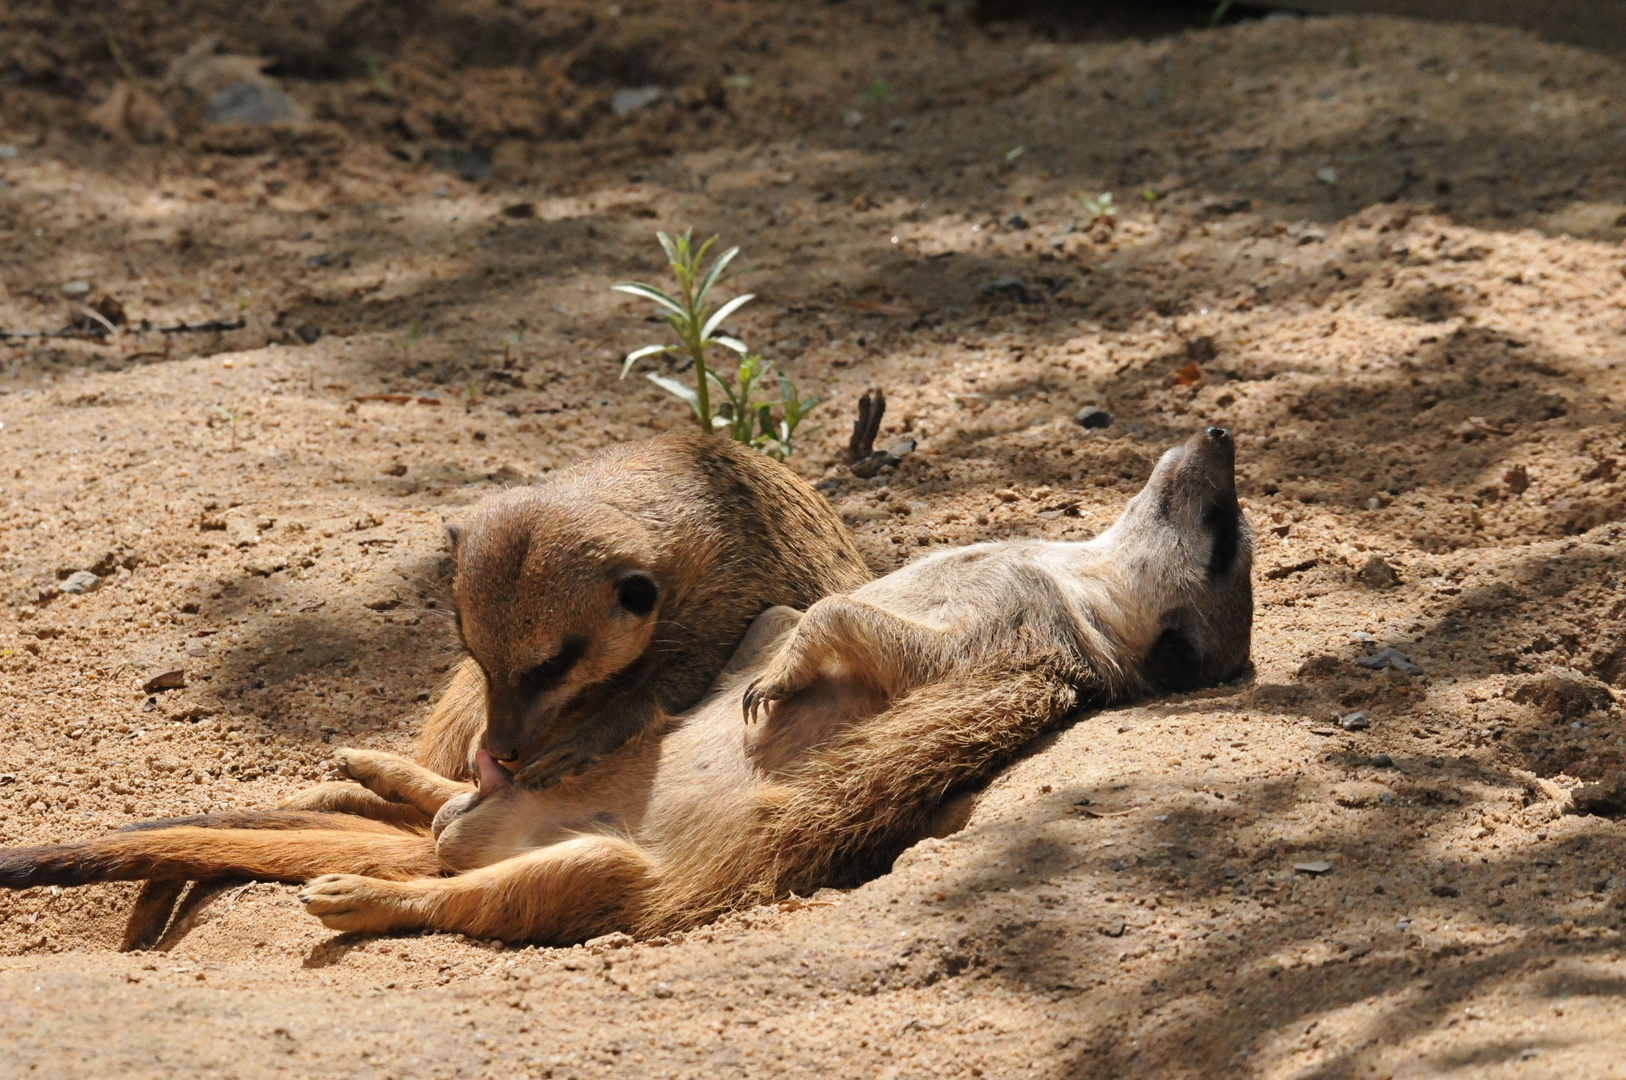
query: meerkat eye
[
  {"left": 615, "top": 573, "right": 659, "bottom": 617},
  {"left": 518, "top": 639, "right": 585, "bottom": 697}
]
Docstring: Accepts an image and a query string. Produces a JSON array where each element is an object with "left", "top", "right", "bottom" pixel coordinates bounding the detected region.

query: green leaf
[
  {"left": 694, "top": 246, "right": 740, "bottom": 305},
  {"left": 612, "top": 282, "right": 688, "bottom": 319},
  {"left": 646, "top": 373, "right": 702, "bottom": 419},
  {"left": 621, "top": 344, "right": 672, "bottom": 378},
  {"left": 656, "top": 231, "right": 682, "bottom": 265},
  {"left": 701, "top": 293, "right": 755, "bottom": 339},
  {"left": 694, "top": 233, "right": 718, "bottom": 268}
]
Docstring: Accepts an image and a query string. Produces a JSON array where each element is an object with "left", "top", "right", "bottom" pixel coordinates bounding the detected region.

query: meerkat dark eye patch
[
  {"left": 1144, "top": 627, "right": 1205, "bottom": 692},
  {"left": 1204, "top": 501, "right": 1241, "bottom": 579},
  {"left": 518, "top": 638, "right": 585, "bottom": 698},
  {"left": 616, "top": 573, "right": 659, "bottom": 617}
]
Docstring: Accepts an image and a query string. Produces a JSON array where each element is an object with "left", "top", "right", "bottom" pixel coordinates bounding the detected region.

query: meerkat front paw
[
  {"left": 742, "top": 654, "right": 815, "bottom": 723},
  {"left": 298, "top": 874, "right": 423, "bottom": 934}
]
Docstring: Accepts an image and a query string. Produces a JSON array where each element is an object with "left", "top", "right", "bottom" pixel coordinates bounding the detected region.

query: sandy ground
[{"left": 0, "top": 2, "right": 1624, "bottom": 1076}]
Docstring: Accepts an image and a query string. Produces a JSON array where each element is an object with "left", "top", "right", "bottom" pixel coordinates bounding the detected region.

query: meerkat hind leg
[
  {"left": 743, "top": 596, "right": 955, "bottom": 722},
  {"left": 277, "top": 782, "right": 433, "bottom": 828},
  {"left": 329, "top": 748, "right": 475, "bottom": 816},
  {"left": 299, "top": 835, "right": 651, "bottom": 942}
]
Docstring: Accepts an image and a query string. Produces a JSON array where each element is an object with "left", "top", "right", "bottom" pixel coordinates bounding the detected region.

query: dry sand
[{"left": 0, "top": 3, "right": 1623, "bottom": 1076}]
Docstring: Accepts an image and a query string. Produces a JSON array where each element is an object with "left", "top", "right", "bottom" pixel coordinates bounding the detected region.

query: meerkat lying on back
[{"left": 0, "top": 429, "right": 1251, "bottom": 944}]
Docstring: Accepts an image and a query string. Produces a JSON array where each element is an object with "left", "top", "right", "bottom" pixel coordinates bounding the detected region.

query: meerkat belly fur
[{"left": 0, "top": 429, "right": 1251, "bottom": 945}]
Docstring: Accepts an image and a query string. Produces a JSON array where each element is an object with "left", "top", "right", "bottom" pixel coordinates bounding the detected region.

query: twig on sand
[{"left": 0, "top": 317, "right": 247, "bottom": 342}]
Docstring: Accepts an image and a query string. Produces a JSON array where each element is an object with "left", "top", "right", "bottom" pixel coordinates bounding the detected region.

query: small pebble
[
  {"left": 0, "top": 145, "right": 18, "bottom": 159},
  {"left": 1316, "top": 167, "right": 1339, "bottom": 184},
  {"left": 59, "top": 570, "right": 100, "bottom": 594},
  {"left": 977, "top": 276, "right": 1029, "bottom": 301},
  {"left": 62, "top": 280, "right": 92, "bottom": 297},
  {"left": 1357, "top": 647, "right": 1423, "bottom": 676},
  {"left": 611, "top": 86, "right": 665, "bottom": 118},
  {"left": 1293, "top": 861, "right": 1333, "bottom": 875},
  {"left": 1004, "top": 213, "right": 1029, "bottom": 231},
  {"left": 1339, "top": 711, "right": 1370, "bottom": 731},
  {"left": 142, "top": 669, "right": 187, "bottom": 693},
  {"left": 1358, "top": 555, "right": 1399, "bottom": 589},
  {"left": 1372, "top": 754, "right": 1395, "bottom": 769}
]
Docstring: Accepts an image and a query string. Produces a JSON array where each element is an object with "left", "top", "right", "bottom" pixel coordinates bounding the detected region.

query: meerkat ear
[
  {"left": 615, "top": 573, "right": 660, "bottom": 617},
  {"left": 445, "top": 525, "right": 463, "bottom": 552}
]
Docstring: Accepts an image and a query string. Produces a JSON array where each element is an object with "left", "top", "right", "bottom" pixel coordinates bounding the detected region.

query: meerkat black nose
[{"left": 1206, "top": 426, "right": 1230, "bottom": 444}]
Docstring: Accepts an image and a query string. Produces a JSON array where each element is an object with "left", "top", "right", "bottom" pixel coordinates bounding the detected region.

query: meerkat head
[
  {"left": 1100, "top": 426, "right": 1254, "bottom": 692},
  {"left": 448, "top": 489, "right": 665, "bottom": 772}
]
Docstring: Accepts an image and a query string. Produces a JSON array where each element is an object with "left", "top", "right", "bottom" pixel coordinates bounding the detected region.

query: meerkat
[
  {"left": 114, "top": 431, "right": 870, "bottom": 945},
  {"left": 292, "top": 429, "right": 870, "bottom": 804},
  {"left": 0, "top": 428, "right": 1252, "bottom": 946}
]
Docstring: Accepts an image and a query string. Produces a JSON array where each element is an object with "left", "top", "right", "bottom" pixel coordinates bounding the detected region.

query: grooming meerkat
[
  {"left": 114, "top": 431, "right": 869, "bottom": 947},
  {"left": 0, "top": 428, "right": 1252, "bottom": 945},
  {"left": 292, "top": 430, "right": 870, "bottom": 808}
]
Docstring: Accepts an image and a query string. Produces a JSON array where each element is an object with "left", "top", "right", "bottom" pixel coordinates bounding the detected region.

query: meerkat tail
[{"left": 0, "top": 819, "right": 439, "bottom": 890}]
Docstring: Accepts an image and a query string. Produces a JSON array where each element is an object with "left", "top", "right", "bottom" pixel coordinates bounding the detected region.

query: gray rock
[
  {"left": 850, "top": 450, "right": 901, "bottom": 479},
  {"left": 1075, "top": 406, "right": 1111, "bottom": 429},
  {"left": 1371, "top": 753, "right": 1395, "bottom": 769},
  {"left": 207, "top": 80, "right": 298, "bottom": 124},
  {"left": 1293, "top": 861, "right": 1333, "bottom": 875},
  {"left": 1357, "top": 647, "right": 1423, "bottom": 676},
  {"left": 849, "top": 439, "right": 914, "bottom": 480},
  {"left": 612, "top": 86, "right": 666, "bottom": 118},
  {"left": 0, "top": 145, "right": 18, "bottom": 159},
  {"left": 60, "top": 570, "right": 100, "bottom": 595},
  {"left": 1004, "top": 213, "right": 1029, "bottom": 231},
  {"left": 1339, "top": 710, "right": 1370, "bottom": 731}
]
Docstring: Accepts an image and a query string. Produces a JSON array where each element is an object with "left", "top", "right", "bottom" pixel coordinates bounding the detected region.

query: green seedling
[
  {"left": 400, "top": 318, "right": 422, "bottom": 365},
  {"left": 706, "top": 354, "right": 820, "bottom": 460},
  {"left": 502, "top": 320, "right": 527, "bottom": 369},
  {"left": 1080, "top": 191, "right": 1118, "bottom": 229},
  {"left": 213, "top": 404, "right": 238, "bottom": 450},
  {"left": 862, "top": 79, "right": 897, "bottom": 104},
  {"left": 613, "top": 230, "right": 818, "bottom": 457},
  {"left": 1210, "top": 0, "right": 1237, "bottom": 25},
  {"left": 365, "top": 55, "right": 392, "bottom": 97}
]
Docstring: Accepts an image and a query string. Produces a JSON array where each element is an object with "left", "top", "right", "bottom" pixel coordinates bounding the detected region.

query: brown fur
[
  {"left": 0, "top": 430, "right": 1253, "bottom": 946},
  {"left": 401, "top": 431, "right": 868, "bottom": 786}
]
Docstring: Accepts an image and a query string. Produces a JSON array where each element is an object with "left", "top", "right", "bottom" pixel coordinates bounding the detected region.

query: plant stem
[{"left": 682, "top": 261, "right": 712, "bottom": 431}]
